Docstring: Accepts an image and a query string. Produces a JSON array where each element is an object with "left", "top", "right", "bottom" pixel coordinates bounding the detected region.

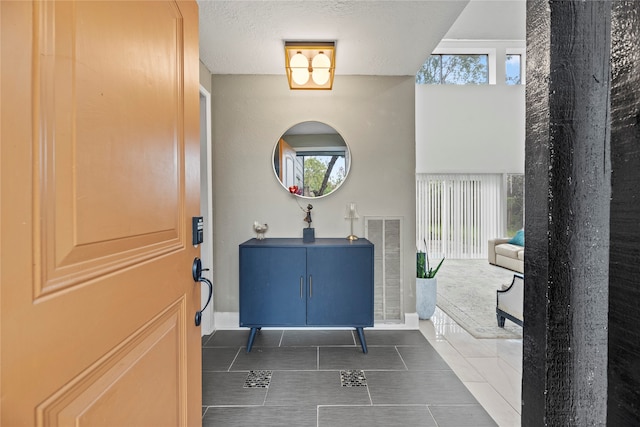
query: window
[
  {"left": 506, "top": 54, "right": 522, "bottom": 85},
  {"left": 298, "top": 152, "right": 346, "bottom": 197},
  {"left": 416, "top": 54, "right": 489, "bottom": 85},
  {"left": 417, "top": 173, "right": 525, "bottom": 258},
  {"left": 505, "top": 174, "right": 524, "bottom": 235},
  {"left": 416, "top": 174, "right": 503, "bottom": 259}
]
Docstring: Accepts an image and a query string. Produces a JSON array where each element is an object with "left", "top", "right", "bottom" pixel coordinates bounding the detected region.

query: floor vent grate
[
  {"left": 340, "top": 369, "right": 367, "bottom": 387},
  {"left": 243, "top": 370, "right": 272, "bottom": 388}
]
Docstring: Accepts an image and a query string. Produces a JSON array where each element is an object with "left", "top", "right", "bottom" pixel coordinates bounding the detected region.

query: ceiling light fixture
[{"left": 284, "top": 41, "right": 335, "bottom": 90}]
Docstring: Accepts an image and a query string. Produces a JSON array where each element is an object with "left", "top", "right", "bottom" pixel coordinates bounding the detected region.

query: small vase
[{"left": 416, "top": 277, "right": 437, "bottom": 319}]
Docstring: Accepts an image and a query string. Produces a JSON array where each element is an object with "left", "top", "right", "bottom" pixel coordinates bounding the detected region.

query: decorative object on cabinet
[
  {"left": 303, "top": 227, "right": 315, "bottom": 243},
  {"left": 273, "top": 121, "right": 350, "bottom": 198},
  {"left": 253, "top": 222, "right": 268, "bottom": 240},
  {"left": 345, "top": 202, "right": 360, "bottom": 240},
  {"left": 239, "top": 238, "right": 374, "bottom": 353},
  {"left": 302, "top": 203, "right": 315, "bottom": 242},
  {"left": 303, "top": 203, "right": 313, "bottom": 226},
  {"left": 289, "top": 186, "right": 316, "bottom": 242}
]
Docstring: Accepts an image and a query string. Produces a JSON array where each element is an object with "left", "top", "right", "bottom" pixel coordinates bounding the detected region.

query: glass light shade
[
  {"left": 311, "top": 53, "right": 331, "bottom": 85},
  {"left": 345, "top": 202, "right": 359, "bottom": 219},
  {"left": 292, "top": 69, "right": 310, "bottom": 85},
  {"left": 312, "top": 52, "right": 331, "bottom": 69},
  {"left": 290, "top": 53, "right": 309, "bottom": 85},
  {"left": 312, "top": 69, "right": 330, "bottom": 85}
]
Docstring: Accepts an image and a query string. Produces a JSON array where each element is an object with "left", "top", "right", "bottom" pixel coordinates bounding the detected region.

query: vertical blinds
[{"left": 417, "top": 174, "right": 503, "bottom": 259}]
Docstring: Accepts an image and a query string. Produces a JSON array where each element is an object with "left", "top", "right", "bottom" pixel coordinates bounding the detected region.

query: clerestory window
[
  {"left": 416, "top": 54, "right": 489, "bottom": 85},
  {"left": 506, "top": 54, "right": 522, "bottom": 85}
]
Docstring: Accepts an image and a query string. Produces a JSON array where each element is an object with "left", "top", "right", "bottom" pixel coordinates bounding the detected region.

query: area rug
[{"left": 436, "top": 259, "right": 523, "bottom": 339}]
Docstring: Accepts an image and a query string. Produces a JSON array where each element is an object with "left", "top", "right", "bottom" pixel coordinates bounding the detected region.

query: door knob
[{"left": 192, "top": 257, "right": 212, "bottom": 326}]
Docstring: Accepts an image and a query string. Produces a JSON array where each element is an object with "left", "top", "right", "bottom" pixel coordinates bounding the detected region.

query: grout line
[
  {"left": 424, "top": 404, "right": 440, "bottom": 427},
  {"left": 278, "top": 330, "right": 284, "bottom": 347},
  {"left": 394, "top": 346, "right": 409, "bottom": 370},
  {"left": 364, "top": 373, "right": 373, "bottom": 406},
  {"left": 227, "top": 347, "right": 242, "bottom": 371},
  {"left": 262, "top": 371, "right": 271, "bottom": 406}
]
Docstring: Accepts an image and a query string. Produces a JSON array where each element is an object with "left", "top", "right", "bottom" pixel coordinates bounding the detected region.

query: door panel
[
  {"left": 1, "top": 1, "right": 201, "bottom": 425},
  {"left": 39, "top": 0, "right": 184, "bottom": 296},
  {"left": 39, "top": 303, "right": 183, "bottom": 426},
  {"left": 306, "top": 247, "right": 374, "bottom": 326},
  {"left": 279, "top": 138, "right": 297, "bottom": 188},
  {"left": 240, "top": 247, "right": 307, "bottom": 326}
]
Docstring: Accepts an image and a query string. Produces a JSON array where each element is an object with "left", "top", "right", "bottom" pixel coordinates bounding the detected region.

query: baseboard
[
  {"left": 388, "top": 312, "right": 419, "bottom": 329},
  {"left": 214, "top": 311, "right": 240, "bottom": 329},
  {"left": 213, "top": 312, "right": 419, "bottom": 330}
]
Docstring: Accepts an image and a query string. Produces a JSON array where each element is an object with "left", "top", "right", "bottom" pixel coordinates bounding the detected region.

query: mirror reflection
[{"left": 273, "top": 121, "right": 350, "bottom": 198}]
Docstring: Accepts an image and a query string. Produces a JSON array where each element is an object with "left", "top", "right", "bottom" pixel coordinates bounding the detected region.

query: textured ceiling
[
  {"left": 198, "top": 1, "right": 526, "bottom": 77},
  {"left": 197, "top": 0, "right": 473, "bottom": 77},
  {"left": 444, "top": 0, "right": 526, "bottom": 41}
]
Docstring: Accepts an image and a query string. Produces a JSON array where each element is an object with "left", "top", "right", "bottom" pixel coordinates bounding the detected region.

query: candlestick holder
[{"left": 345, "top": 202, "right": 359, "bottom": 241}]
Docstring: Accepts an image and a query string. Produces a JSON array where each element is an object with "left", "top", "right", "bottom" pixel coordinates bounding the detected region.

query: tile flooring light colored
[
  {"left": 420, "top": 308, "right": 523, "bottom": 426},
  {"left": 201, "top": 328, "right": 507, "bottom": 426}
]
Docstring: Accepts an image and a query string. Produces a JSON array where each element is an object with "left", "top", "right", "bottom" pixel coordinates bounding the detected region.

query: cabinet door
[
  {"left": 306, "top": 246, "right": 373, "bottom": 326},
  {"left": 240, "top": 247, "right": 306, "bottom": 326}
]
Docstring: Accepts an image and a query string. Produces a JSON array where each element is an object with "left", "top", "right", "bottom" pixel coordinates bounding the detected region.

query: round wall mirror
[{"left": 272, "top": 121, "right": 350, "bottom": 198}]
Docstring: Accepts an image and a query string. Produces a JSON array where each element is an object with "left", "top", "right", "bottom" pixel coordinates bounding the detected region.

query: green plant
[{"left": 417, "top": 251, "right": 445, "bottom": 279}]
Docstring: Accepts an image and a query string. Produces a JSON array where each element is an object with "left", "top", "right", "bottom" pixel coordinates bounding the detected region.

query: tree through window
[
  {"left": 505, "top": 54, "right": 522, "bottom": 85},
  {"left": 301, "top": 154, "right": 345, "bottom": 197},
  {"left": 416, "top": 54, "right": 489, "bottom": 85}
]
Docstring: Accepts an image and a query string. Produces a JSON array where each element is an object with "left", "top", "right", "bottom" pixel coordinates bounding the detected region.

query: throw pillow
[{"left": 509, "top": 229, "right": 525, "bottom": 246}]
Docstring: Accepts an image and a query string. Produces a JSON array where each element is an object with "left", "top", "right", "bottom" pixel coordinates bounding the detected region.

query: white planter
[{"left": 416, "top": 277, "right": 437, "bottom": 320}]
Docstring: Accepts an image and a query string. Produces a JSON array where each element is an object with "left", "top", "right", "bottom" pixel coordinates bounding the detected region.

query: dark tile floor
[{"left": 201, "top": 329, "right": 497, "bottom": 427}]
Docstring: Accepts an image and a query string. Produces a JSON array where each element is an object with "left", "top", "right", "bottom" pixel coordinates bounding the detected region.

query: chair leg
[{"left": 497, "top": 315, "right": 506, "bottom": 328}]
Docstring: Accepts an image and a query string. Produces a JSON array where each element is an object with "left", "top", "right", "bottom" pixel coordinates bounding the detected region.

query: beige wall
[{"left": 211, "top": 75, "right": 417, "bottom": 318}]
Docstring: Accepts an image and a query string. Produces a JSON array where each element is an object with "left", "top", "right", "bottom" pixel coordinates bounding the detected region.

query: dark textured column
[
  {"left": 608, "top": 2, "right": 640, "bottom": 424},
  {"left": 522, "top": 1, "right": 551, "bottom": 421},
  {"left": 523, "top": 1, "right": 611, "bottom": 425}
]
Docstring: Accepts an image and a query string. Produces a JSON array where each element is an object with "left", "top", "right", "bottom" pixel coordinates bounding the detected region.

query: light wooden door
[
  {"left": 1, "top": 1, "right": 201, "bottom": 425},
  {"left": 279, "top": 138, "right": 297, "bottom": 188}
]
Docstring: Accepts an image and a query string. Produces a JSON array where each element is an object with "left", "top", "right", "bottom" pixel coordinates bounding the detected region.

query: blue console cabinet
[{"left": 239, "top": 238, "right": 374, "bottom": 353}]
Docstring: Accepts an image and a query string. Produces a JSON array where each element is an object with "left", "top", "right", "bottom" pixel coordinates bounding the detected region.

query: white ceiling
[{"left": 197, "top": 0, "right": 526, "bottom": 78}]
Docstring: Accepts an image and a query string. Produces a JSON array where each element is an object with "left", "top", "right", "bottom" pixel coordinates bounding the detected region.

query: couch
[
  {"left": 488, "top": 237, "right": 524, "bottom": 273},
  {"left": 497, "top": 274, "right": 524, "bottom": 327}
]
